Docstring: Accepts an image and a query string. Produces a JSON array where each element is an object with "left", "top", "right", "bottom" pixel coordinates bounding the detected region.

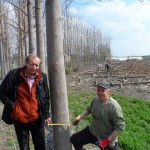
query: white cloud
[{"left": 71, "top": 0, "right": 150, "bottom": 57}]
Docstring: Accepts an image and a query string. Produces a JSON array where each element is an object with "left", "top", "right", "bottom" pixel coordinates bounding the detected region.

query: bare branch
[{"left": 5, "top": 0, "right": 28, "bottom": 16}]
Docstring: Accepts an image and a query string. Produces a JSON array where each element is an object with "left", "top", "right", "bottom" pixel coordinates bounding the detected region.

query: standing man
[
  {"left": 0, "top": 54, "right": 51, "bottom": 150},
  {"left": 70, "top": 80, "right": 125, "bottom": 150},
  {"left": 105, "top": 62, "right": 111, "bottom": 73}
]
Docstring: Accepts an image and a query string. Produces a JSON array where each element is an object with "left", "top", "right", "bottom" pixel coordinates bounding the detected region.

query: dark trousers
[
  {"left": 14, "top": 119, "right": 45, "bottom": 150},
  {"left": 70, "top": 126, "right": 119, "bottom": 150}
]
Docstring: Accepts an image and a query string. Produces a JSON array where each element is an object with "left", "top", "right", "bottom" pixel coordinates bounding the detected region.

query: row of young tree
[
  {"left": 0, "top": 0, "right": 111, "bottom": 78},
  {"left": 0, "top": 0, "right": 47, "bottom": 77},
  {"left": 63, "top": 4, "right": 111, "bottom": 69}
]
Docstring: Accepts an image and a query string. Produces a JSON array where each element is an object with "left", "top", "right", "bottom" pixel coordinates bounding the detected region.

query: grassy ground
[
  {"left": 68, "top": 91, "right": 150, "bottom": 150},
  {"left": 0, "top": 91, "right": 150, "bottom": 150},
  {"left": 0, "top": 103, "right": 19, "bottom": 150}
]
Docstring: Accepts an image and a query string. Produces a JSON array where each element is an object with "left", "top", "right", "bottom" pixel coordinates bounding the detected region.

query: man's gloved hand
[{"left": 99, "top": 139, "right": 110, "bottom": 148}]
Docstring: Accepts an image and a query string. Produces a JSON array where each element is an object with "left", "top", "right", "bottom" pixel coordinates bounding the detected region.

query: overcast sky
[{"left": 69, "top": 0, "right": 150, "bottom": 57}]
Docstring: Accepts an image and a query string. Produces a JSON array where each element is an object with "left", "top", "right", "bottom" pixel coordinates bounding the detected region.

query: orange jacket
[{"left": 11, "top": 69, "right": 42, "bottom": 123}]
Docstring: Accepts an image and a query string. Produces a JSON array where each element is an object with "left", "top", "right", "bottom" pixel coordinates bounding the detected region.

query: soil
[
  {"left": 66, "top": 72, "right": 150, "bottom": 101},
  {"left": 66, "top": 71, "right": 150, "bottom": 150},
  {"left": 0, "top": 69, "right": 150, "bottom": 150}
]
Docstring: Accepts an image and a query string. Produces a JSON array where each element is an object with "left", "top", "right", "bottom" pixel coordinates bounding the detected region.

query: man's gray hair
[{"left": 25, "top": 54, "right": 41, "bottom": 64}]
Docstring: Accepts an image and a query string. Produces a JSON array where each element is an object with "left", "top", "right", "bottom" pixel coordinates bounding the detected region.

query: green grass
[
  {"left": 68, "top": 92, "right": 150, "bottom": 150},
  {"left": 6, "top": 138, "right": 18, "bottom": 147}
]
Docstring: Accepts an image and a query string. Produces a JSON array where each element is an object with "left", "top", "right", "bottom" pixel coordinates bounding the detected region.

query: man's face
[
  {"left": 26, "top": 58, "right": 40, "bottom": 76},
  {"left": 97, "top": 86, "right": 110, "bottom": 101}
]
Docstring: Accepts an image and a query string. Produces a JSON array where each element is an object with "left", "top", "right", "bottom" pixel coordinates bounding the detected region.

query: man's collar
[{"left": 25, "top": 70, "right": 38, "bottom": 79}]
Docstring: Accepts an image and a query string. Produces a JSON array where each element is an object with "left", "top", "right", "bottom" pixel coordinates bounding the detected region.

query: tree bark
[
  {"left": 45, "top": 0, "right": 72, "bottom": 149},
  {"left": 27, "top": 0, "right": 35, "bottom": 54},
  {"left": 23, "top": 0, "right": 28, "bottom": 57},
  {"left": 35, "top": 0, "right": 45, "bottom": 72}
]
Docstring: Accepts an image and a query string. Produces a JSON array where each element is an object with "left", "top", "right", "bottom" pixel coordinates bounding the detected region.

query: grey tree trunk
[
  {"left": 45, "top": 0, "right": 72, "bottom": 150},
  {"left": 0, "top": 0, "right": 3, "bottom": 78},
  {"left": 35, "top": 0, "right": 45, "bottom": 72},
  {"left": 23, "top": 0, "right": 28, "bottom": 57},
  {"left": 27, "top": 0, "right": 36, "bottom": 54},
  {"left": 17, "top": 1, "right": 23, "bottom": 67}
]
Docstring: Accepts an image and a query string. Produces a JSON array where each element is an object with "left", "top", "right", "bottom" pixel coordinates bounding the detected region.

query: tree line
[{"left": 0, "top": 0, "right": 111, "bottom": 78}]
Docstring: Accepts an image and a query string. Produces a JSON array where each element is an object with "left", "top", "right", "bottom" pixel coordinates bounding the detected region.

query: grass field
[{"left": 68, "top": 92, "right": 150, "bottom": 150}]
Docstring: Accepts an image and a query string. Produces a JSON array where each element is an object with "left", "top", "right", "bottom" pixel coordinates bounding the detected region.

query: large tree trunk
[
  {"left": 27, "top": 0, "right": 35, "bottom": 54},
  {"left": 35, "top": 0, "right": 45, "bottom": 72},
  {"left": 45, "top": 0, "right": 72, "bottom": 150}
]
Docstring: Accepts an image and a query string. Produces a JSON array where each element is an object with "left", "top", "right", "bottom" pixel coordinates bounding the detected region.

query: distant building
[
  {"left": 128, "top": 56, "right": 143, "bottom": 60},
  {"left": 111, "top": 56, "right": 143, "bottom": 61}
]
